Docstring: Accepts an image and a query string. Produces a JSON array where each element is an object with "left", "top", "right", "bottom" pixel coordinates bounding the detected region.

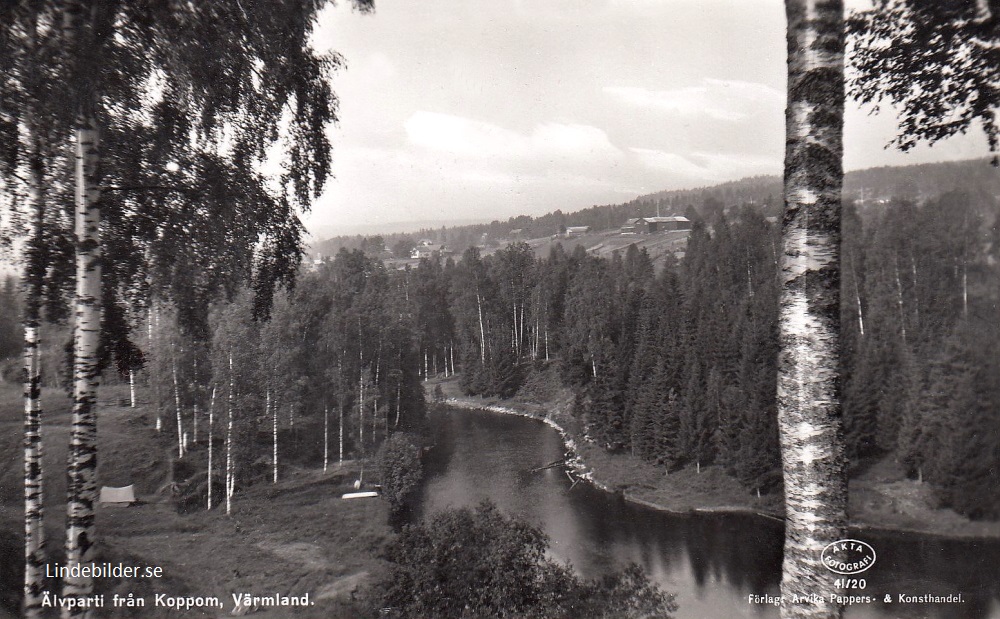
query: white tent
[{"left": 99, "top": 485, "right": 136, "bottom": 506}]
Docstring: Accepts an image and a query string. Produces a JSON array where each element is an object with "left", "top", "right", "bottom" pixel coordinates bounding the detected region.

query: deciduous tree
[
  {"left": 849, "top": 0, "right": 1000, "bottom": 162},
  {"left": 778, "top": 2, "right": 848, "bottom": 617}
]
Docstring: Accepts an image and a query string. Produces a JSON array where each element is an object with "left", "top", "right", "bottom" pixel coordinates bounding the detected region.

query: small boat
[{"left": 341, "top": 491, "right": 379, "bottom": 499}]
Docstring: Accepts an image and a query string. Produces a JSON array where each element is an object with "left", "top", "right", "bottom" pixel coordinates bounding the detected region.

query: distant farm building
[
  {"left": 565, "top": 226, "right": 591, "bottom": 236},
  {"left": 307, "top": 252, "right": 329, "bottom": 272},
  {"left": 411, "top": 243, "right": 451, "bottom": 259},
  {"left": 619, "top": 224, "right": 637, "bottom": 235},
  {"left": 626, "top": 216, "right": 691, "bottom": 233}
]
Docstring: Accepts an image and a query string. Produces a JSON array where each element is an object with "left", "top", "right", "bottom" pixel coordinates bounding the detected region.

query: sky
[{"left": 300, "top": 0, "right": 988, "bottom": 238}]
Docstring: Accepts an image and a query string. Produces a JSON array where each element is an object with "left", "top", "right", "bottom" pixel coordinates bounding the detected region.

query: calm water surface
[{"left": 413, "top": 406, "right": 1000, "bottom": 619}]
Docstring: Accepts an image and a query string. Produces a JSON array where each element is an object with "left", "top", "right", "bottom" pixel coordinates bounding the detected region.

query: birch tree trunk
[
  {"left": 272, "top": 391, "right": 278, "bottom": 484},
  {"left": 173, "top": 357, "right": 184, "bottom": 458},
  {"left": 476, "top": 291, "right": 486, "bottom": 364},
  {"left": 22, "top": 122, "right": 46, "bottom": 619},
  {"left": 64, "top": 110, "right": 103, "bottom": 619},
  {"left": 152, "top": 306, "right": 161, "bottom": 432},
  {"left": 59, "top": 3, "right": 104, "bottom": 605},
  {"left": 208, "top": 386, "right": 216, "bottom": 511},
  {"left": 849, "top": 256, "right": 864, "bottom": 337},
  {"left": 893, "top": 255, "right": 907, "bottom": 345},
  {"left": 395, "top": 380, "right": 401, "bottom": 428},
  {"left": 226, "top": 353, "right": 234, "bottom": 516},
  {"left": 960, "top": 257, "right": 968, "bottom": 317},
  {"left": 323, "top": 406, "right": 329, "bottom": 473},
  {"left": 779, "top": 2, "right": 848, "bottom": 618},
  {"left": 192, "top": 359, "right": 199, "bottom": 442}
]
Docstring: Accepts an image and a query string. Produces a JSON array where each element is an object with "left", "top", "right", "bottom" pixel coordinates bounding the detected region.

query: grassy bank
[
  {"left": 0, "top": 379, "right": 390, "bottom": 618},
  {"left": 431, "top": 371, "right": 1000, "bottom": 539}
]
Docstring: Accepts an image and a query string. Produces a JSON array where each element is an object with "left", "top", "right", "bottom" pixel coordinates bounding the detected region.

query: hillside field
[{"left": 0, "top": 381, "right": 387, "bottom": 618}]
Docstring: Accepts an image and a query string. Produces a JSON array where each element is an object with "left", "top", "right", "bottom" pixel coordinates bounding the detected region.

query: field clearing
[
  {"left": 0, "top": 380, "right": 389, "bottom": 618},
  {"left": 522, "top": 229, "right": 689, "bottom": 265}
]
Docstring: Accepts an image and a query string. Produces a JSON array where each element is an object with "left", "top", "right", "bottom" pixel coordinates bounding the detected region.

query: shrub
[
  {"left": 377, "top": 432, "right": 423, "bottom": 515},
  {"left": 370, "top": 501, "right": 676, "bottom": 618}
]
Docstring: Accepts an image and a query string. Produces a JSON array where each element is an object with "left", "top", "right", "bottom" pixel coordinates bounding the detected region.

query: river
[{"left": 411, "top": 405, "right": 1000, "bottom": 619}]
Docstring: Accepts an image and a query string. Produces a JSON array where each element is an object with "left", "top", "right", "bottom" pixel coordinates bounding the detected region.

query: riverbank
[{"left": 430, "top": 375, "right": 1000, "bottom": 540}]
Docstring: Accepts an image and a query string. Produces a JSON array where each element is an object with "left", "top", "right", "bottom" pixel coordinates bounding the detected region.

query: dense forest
[
  {"left": 0, "top": 187, "right": 996, "bottom": 518},
  {"left": 376, "top": 189, "right": 999, "bottom": 518}
]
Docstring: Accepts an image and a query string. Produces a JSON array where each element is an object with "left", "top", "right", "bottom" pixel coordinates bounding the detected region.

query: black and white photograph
[{"left": 0, "top": 1, "right": 999, "bottom": 618}]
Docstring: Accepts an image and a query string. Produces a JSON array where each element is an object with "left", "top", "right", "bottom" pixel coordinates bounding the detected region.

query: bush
[
  {"left": 370, "top": 502, "right": 676, "bottom": 619},
  {"left": 377, "top": 432, "right": 423, "bottom": 516}
]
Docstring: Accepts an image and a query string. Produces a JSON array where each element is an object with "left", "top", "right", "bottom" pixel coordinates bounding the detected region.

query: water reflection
[{"left": 413, "top": 407, "right": 1000, "bottom": 619}]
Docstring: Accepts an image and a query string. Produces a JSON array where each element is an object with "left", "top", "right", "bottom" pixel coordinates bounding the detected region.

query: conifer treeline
[
  {"left": 403, "top": 193, "right": 999, "bottom": 519},
  {"left": 41, "top": 190, "right": 995, "bottom": 517},
  {"left": 427, "top": 206, "right": 784, "bottom": 495}
]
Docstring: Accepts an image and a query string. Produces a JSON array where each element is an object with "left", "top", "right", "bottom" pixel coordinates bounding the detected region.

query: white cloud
[
  {"left": 629, "top": 148, "right": 713, "bottom": 178},
  {"left": 630, "top": 147, "right": 779, "bottom": 181},
  {"left": 405, "top": 111, "right": 524, "bottom": 157},
  {"left": 404, "top": 111, "right": 623, "bottom": 163},
  {"left": 532, "top": 123, "right": 622, "bottom": 160},
  {"left": 604, "top": 78, "right": 783, "bottom": 122}
]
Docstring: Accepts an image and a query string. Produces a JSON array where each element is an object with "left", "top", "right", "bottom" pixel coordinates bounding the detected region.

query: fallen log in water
[{"left": 528, "top": 459, "right": 566, "bottom": 473}]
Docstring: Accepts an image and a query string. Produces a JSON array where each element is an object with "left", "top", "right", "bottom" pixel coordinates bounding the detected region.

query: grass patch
[{"left": 0, "top": 380, "right": 392, "bottom": 617}]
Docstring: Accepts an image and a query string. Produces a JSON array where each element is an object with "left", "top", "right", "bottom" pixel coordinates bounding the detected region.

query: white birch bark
[
  {"left": 961, "top": 258, "right": 968, "bottom": 317},
  {"left": 272, "top": 391, "right": 278, "bottom": 484},
  {"left": 226, "top": 352, "right": 234, "bottom": 516},
  {"left": 61, "top": 2, "right": 104, "bottom": 602},
  {"left": 779, "top": 2, "right": 848, "bottom": 618},
  {"left": 208, "top": 386, "right": 216, "bottom": 511},
  {"left": 23, "top": 324, "right": 44, "bottom": 619},
  {"left": 374, "top": 348, "right": 381, "bottom": 439},
  {"left": 533, "top": 314, "right": 539, "bottom": 360},
  {"left": 359, "top": 372, "right": 365, "bottom": 449},
  {"left": 22, "top": 109, "right": 46, "bottom": 619},
  {"left": 192, "top": 359, "right": 198, "bottom": 442},
  {"left": 395, "top": 380, "right": 401, "bottom": 429},
  {"left": 324, "top": 406, "right": 329, "bottom": 473},
  {"left": 909, "top": 253, "right": 919, "bottom": 326},
  {"left": 893, "top": 255, "right": 907, "bottom": 344},
  {"left": 172, "top": 357, "right": 184, "bottom": 458},
  {"left": 476, "top": 291, "right": 486, "bottom": 363},
  {"left": 152, "top": 306, "right": 161, "bottom": 432},
  {"left": 850, "top": 256, "right": 864, "bottom": 337},
  {"left": 64, "top": 113, "right": 103, "bottom": 618}
]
